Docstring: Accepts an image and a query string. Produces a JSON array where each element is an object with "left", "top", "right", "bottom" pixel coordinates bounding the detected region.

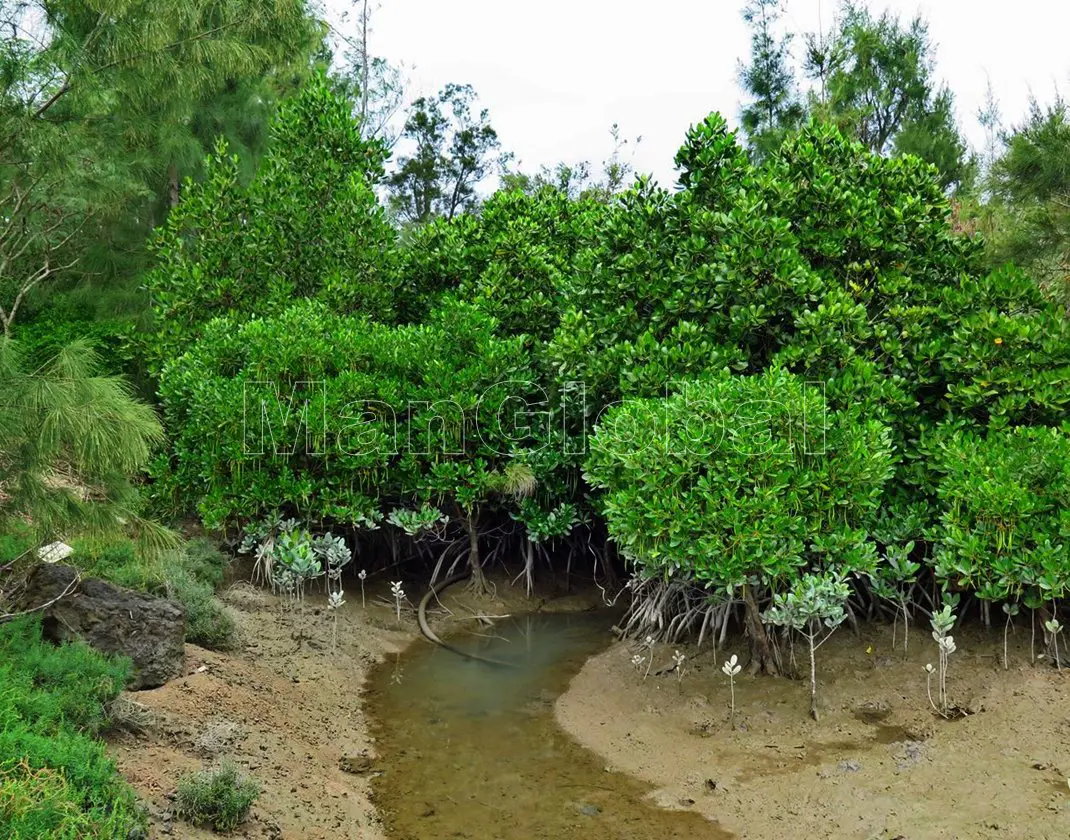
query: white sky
[{"left": 336, "top": 0, "right": 1070, "bottom": 187}]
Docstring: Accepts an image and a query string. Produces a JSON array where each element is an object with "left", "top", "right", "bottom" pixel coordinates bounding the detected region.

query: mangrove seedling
[
  {"left": 671, "top": 650, "right": 689, "bottom": 693},
  {"left": 358, "top": 569, "right": 367, "bottom": 608},
  {"left": 328, "top": 590, "right": 346, "bottom": 650},
  {"left": 631, "top": 653, "right": 646, "bottom": 674},
  {"left": 764, "top": 572, "right": 851, "bottom": 721},
  {"left": 722, "top": 654, "right": 742, "bottom": 729},
  {"left": 929, "top": 605, "right": 957, "bottom": 715},
  {"left": 870, "top": 542, "right": 919, "bottom": 653},
  {"left": 641, "top": 635, "right": 655, "bottom": 680},
  {"left": 1045, "top": 618, "right": 1063, "bottom": 671},
  {"left": 1002, "top": 602, "right": 1019, "bottom": 670},
  {"left": 315, "top": 533, "right": 352, "bottom": 647},
  {"left": 391, "top": 581, "right": 406, "bottom": 623}
]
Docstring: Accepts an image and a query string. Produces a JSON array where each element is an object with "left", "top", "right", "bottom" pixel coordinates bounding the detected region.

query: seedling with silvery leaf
[
  {"left": 929, "top": 604, "right": 957, "bottom": 715},
  {"left": 764, "top": 572, "right": 851, "bottom": 721},
  {"left": 1001, "top": 602, "right": 1019, "bottom": 670},
  {"left": 639, "top": 635, "right": 655, "bottom": 680},
  {"left": 1045, "top": 618, "right": 1063, "bottom": 671},
  {"left": 327, "top": 590, "right": 345, "bottom": 650},
  {"left": 672, "top": 650, "right": 687, "bottom": 693},
  {"left": 314, "top": 533, "right": 351, "bottom": 646},
  {"left": 722, "top": 654, "right": 742, "bottom": 729},
  {"left": 869, "top": 542, "right": 920, "bottom": 653},
  {"left": 391, "top": 581, "right": 406, "bottom": 623},
  {"left": 358, "top": 569, "right": 367, "bottom": 608}
]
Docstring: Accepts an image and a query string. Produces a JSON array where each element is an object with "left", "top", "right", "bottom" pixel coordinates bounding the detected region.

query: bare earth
[
  {"left": 108, "top": 585, "right": 413, "bottom": 840},
  {"left": 555, "top": 625, "right": 1070, "bottom": 840}
]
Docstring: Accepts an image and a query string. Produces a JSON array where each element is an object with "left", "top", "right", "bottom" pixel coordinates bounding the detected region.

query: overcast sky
[{"left": 337, "top": 0, "right": 1070, "bottom": 187}]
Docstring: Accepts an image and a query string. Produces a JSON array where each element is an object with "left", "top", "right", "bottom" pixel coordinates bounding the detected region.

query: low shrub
[
  {"left": 175, "top": 762, "right": 260, "bottom": 833},
  {"left": 0, "top": 617, "right": 143, "bottom": 839},
  {"left": 71, "top": 539, "right": 165, "bottom": 592},
  {"left": 167, "top": 569, "right": 237, "bottom": 650}
]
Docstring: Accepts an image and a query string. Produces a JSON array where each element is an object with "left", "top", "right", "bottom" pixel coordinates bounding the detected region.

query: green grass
[
  {"left": 175, "top": 761, "right": 260, "bottom": 832},
  {"left": 0, "top": 617, "right": 144, "bottom": 839}
]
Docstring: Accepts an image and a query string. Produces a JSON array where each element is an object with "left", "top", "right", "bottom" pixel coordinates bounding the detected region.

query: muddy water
[{"left": 367, "top": 611, "right": 731, "bottom": 839}]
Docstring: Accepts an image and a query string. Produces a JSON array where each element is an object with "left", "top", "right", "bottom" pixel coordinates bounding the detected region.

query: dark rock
[{"left": 17, "top": 563, "right": 186, "bottom": 689}]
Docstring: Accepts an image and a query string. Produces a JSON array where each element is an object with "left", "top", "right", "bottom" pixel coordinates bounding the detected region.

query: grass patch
[
  {"left": 0, "top": 616, "right": 143, "bottom": 839},
  {"left": 175, "top": 761, "right": 260, "bottom": 833}
]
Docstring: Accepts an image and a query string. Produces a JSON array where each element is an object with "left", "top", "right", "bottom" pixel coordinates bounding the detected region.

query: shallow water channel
[{"left": 367, "top": 610, "right": 731, "bottom": 839}]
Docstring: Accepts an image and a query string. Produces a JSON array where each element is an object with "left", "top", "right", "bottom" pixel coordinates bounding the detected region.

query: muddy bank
[
  {"left": 108, "top": 583, "right": 413, "bottom": 839},
  {"left": 107, "top": 574, "right": 610, "bottom": 839},
  {"left": 555, "top": 626, "right": 1070, "bottom": 840}
]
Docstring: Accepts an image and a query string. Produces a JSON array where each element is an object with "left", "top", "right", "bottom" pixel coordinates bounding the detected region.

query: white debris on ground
[{"left": 38, "top": 541, "right": 74, "bottom": 563}]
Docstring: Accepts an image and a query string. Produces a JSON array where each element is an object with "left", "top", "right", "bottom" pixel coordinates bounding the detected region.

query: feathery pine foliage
[
  {"left": 738, "top": 0, "right": 805, "bottom": 160},
  {"left": 0, "top": 339, "right": 173, "bottom": 553},
  {"left": 982, "top": 99, "right": 1070, "bottom": 313},
  {"left": 0, "top": 0, "right": 322, "bottom": 349}
]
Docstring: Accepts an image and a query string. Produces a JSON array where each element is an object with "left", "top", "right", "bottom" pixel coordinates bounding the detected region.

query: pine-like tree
[{"left": 738, "top": 0, "right": 805, "bottom": 161}]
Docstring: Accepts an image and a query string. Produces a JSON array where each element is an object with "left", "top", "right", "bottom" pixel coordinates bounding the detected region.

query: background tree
[
  {"left": 986, "top": 98, "right": 1070, "bottom": 312},
  {"left": 327, "top": 0, "right": 406, "bottom": 144},
  {"left": 0, "top": 0, "right": 322, "bottom": 346},
  {"left": 738, "top": 0, "right": 805, "bottom": 160},
  {"left": 804, "top": 2, "right": 971, "bottom": 190},
  {"left": 388, "top": 83, "right": 508, "bottom": 224},
  {"left": 145, "top": 75, "right": 396, "bottom": 365}
]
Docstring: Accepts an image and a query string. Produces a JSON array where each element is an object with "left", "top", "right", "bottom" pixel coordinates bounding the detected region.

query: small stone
[
  {"left": 838, "top": 759, "right": 861, "bottom": 773},
  {"left": 578, "top": 803, "right": 601, "bottom": 816}
]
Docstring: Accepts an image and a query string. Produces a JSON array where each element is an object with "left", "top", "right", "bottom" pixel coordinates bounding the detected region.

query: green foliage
[
  {"left": 805, "top": 2, "right": 972, "bottom": 190},
  {"left": 984, "top": 98, "right": 1070, "bottom": 311},
  {"left": 584, "top": 369, "right": 893, "bottom": 589},
  {"left": 932, "top": 425, "right": 1070, "bottom": 603},
  {"left": 156, "top": 296, "right": 540, "bottom": 529},
  {"left": 146, "top": 74, "right": 396, "bottom": 365},
  {"left": 0, "top": 0, "right": 322, "bottom": 338},
  {"left": 0, "top": 617, "right": 141, "bottom": 839},
  {"left": 168, "top": 568, "right": 237, "bottom": 651},
  {"left": 0, "top": 339, "right": 175, "bottom": 554},
  {"left": 175, "top": 762, "right": 260, "bottom": 833}
]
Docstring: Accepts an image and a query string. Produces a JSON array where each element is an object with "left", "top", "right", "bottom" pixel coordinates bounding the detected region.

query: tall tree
[
  {"left": 388, "top": 84, "right": 508, "bottom": 224},
  {"left": 738, "top": 0, "right": 805, "bottom": 160},
  {"left": 328, "top": 0, "right": 405, "bottom": 145},
  {"left": 803, "top": 2, "right": 971, "bottom": 190},
  {"left": 0, "top": 0, "right": 321, "bottom": 336},
  {"left": 987, "top": 97, "right": 1070, "bottom": 312}
]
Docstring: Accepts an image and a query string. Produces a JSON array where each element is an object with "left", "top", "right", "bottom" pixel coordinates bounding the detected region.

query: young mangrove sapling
[
  {"left": 722, "top": 654, "right": 742, "bottom": 729},
  {"left": 764, "top": 572, "right": 851, "bottom": 721}
]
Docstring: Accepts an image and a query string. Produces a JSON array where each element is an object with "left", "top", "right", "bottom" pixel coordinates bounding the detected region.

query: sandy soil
[
  {"left": 556, "top": 624, "right": 1070, "bottom": 840},
  {"left": 108, "top": 583, "right": 413, "bottom": 840}
]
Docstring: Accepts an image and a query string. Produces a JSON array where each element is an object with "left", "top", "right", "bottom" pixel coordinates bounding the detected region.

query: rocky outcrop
[{"left": 17, "top": 563, "right": 186, "bottom": 689}]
